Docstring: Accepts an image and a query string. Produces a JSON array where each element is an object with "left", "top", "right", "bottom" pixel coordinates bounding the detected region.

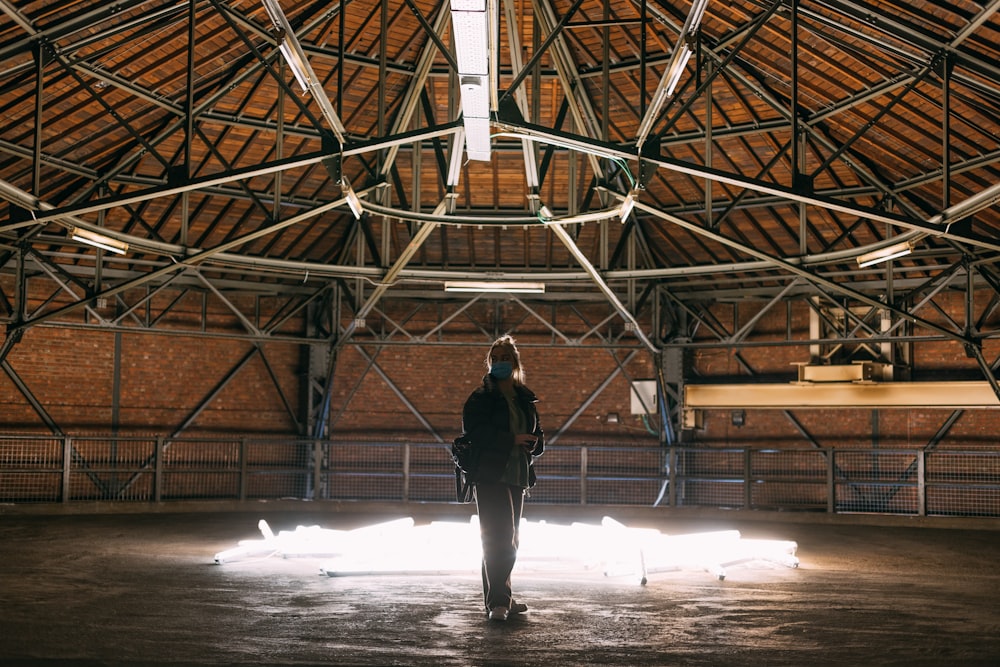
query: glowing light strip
[
  {"left": 344, "top": 187, "right": 364, "bottom": 219},
  {"left": 856, "top": 240, "right": 914, "bottom": 267},
  {"left": 71, "top": 227, "right": 128, "bottom": 254},
  {"left": 636, "top": 0, "right": 710, "bottom": 148},
  {"left": 214, "top": 516, "right": 799, "bottom": 584},
  {"left": 261, "top": 0, "right": 348, "bottom": 143},
  {"left": 444, "top": 280, "right": 546, "bottom": 293},
  {"left": 619, "top": 189, "right": 638, "bottom": 223}
]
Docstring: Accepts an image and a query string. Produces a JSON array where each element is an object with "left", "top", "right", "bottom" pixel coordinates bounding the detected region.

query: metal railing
[{"left": 1, "top": 435, "right": 998, "bottom": 517}]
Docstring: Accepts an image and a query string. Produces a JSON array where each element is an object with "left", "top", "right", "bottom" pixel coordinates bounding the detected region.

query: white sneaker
[{"left": 488, "top": 606, "right": 509, "bottom": 622}]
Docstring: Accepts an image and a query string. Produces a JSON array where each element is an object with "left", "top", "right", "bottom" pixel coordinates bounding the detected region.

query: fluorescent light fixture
[
  {"left": 688, "top": 0, "right": 711, "bottom": 32},
  {"left": 444, "top": 280, "right": 546, "bottom": 293},
  {"left": 344, "top": 188, "right": 363, "bottom": 219},
  {"left": 261, "top": 0, "right": 347, "bottom": 142},
  {"left": 277, "top": 42, "right": 311, "bottom": 94},
  {"left": 215, "top": 516, "right": 799, "bottom": 583},
  {"left": 664, "top": 45, "right": 693, "bottom": 98},
  {"left": 620, "top": 189, "right": 638, "bottom": 223},
  {"left": 71, "top": 227, "right": 128, "bottom": 255},
  {"left": 262, "top": 0, "right": 311, "bottom": 94},
  {"left": 450, "top": 0, "right": 491, "bottom": 161},
  {"left": 856, "top": 240, "right": 914, "bottom": 267},
  {"left": 635, "top": 0, "right": 709, "bottom": 148}
]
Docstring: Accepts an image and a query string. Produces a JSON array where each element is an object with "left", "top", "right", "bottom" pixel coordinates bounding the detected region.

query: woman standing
[{"left": 461, "top": 334, "right": 545, "bottom": 621}]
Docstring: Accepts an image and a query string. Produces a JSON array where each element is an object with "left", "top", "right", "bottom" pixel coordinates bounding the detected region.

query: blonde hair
[{"left": 485, "top": 334, "right": 525, "bottom": 384}]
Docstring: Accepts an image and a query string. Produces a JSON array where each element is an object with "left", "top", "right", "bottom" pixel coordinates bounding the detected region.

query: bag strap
[{"left": 455, "top": 465, "right": 474, "bottom": 503}]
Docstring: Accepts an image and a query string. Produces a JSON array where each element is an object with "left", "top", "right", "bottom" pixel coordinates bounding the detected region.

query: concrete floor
[{"left": 1, "top": 503, "right": 998, "bottom": 666}]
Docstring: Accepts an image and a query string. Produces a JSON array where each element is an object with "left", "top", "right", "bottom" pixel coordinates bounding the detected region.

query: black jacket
[{"left": 461, "top": 375, "right": 544, "bottom": 487}]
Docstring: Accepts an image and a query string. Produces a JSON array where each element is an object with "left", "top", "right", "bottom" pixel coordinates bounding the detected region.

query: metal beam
[
  {"left": 170, "top": 346, "right": 260, "bottom": 439},
  {"left": 1, "top": 359, "right": 65, "bottom": 435},
  {"left": 685, "top": 381, "right": 1000, "bottom": 409},
  {"left": 549, "top": 349, "right": 638, "bottom": 444},
  {"left": 335, "top": 208, "right": 442, "bottom": 347},
  {"left": 546, "top": 221, "right": 656, "bottom": 353},
  {"left": 529, "top": 0, "right": 606, "bottom": 181},
  {"left": 635, "top": 199, "right": 977, "bottom": 346},
  {"left": 380, "top": 0, "right": 452, "bottom": 177},
  {"left": 345, "top": 343, "right": 445, "bottom": 442}
]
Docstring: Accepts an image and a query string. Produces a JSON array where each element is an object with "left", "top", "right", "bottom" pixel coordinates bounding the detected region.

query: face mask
[{"left": 489, "top": 361, "right": 514, "bottom": 380}]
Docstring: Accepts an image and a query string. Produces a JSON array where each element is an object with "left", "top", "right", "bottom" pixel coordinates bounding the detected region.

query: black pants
[{"left": 474, "top": 481, "right": 524, "bottom": 611}]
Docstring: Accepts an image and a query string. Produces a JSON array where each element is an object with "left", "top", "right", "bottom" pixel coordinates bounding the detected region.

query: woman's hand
[{"left": 515, "top": 434, "right": 538, "bottom": 450}]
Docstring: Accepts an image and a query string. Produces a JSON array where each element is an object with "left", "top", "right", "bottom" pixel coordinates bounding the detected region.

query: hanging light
[
  {"left": 856, "top": 241, "right": 914, "bottom": 267},
  {"left": 261, "top": 0, "right": 347, "bottom": 142},
  {"left": 71, "top": 227, "right": 128, "bottom": 255},
  {"left": 444, "top": 281, "right": 545, "bottom": 293},
  {"left": 619, "top": 189, "right": 639, "bottom": 223},
  {"left": 343, "top": 188, "right": 364, "bottom": 219},
  {"left": 636, "top": 0, "right": 711, "bottom": 148}
]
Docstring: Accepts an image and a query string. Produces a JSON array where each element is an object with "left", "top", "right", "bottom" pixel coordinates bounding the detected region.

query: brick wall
[
  {"left": 323, "top": 332, "right": 658, "bottom": 444},
  {"left": 4, "top": 281, "right": 999, "bottom": 452},
  {"left": 0, "top": 325, "right": 301, "bottom": 436},
  {"left": 0, "top": 292, "right": 658, "bottom": 444}
]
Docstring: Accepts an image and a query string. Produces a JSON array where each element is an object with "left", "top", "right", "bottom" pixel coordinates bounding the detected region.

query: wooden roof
[{"left": 0, "top": 0, "right": 998, "bottom": 344}]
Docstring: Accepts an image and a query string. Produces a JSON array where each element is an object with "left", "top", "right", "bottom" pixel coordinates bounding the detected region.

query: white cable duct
[{"left": 450, "top": 0, "right": 493, "bottom": 161}]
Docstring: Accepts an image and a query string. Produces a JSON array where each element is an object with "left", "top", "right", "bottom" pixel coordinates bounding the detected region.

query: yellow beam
[{"left": 684, "top": 381, "right": 1000, "bottom": 409}]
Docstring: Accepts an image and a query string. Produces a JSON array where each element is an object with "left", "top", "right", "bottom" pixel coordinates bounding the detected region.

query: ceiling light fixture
[
  {"left": 620, "top": 189, "right": 639, "bottom": 223},
  {"left": 538, "top": 208, "right": 628, "bottom": 226},
  {"left": 856, "top": 240, "right": 914, "bottom": 268},
  {"left": 343, "top": 187, "right": 364, "bottom": 219},
  {"left": 662, "top": 45, "right": 694, "bottom": 98},
  {"left": 262, "top": 4, "right": 311, "bottom": 94},
  {"left": 71, "top": 227, "right": 129, "bottom": 255},
  {"left": 444, "top": 280, "right": 546, "bottom": 293},
  {"left": 636, "top": 0, "right": 710, "bottom": 148},
  {"left": 450, "top": 0, "right": 492, "bottom": 161},
  {"left": 261, "top": 0, "right": 347, "bottom": 143}
]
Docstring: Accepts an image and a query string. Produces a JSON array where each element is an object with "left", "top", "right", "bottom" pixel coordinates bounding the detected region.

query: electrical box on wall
[
  {"left": 630, "top": 380, "right": 658, "bottom": 415},
  {"left": 682, "top": 408, "right": 703, "bottom": 430}
]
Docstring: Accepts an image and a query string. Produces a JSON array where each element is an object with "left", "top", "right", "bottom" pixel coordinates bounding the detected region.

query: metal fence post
[
  {"left": 61, "top": 436, "right": 72, "bottom": 503},
  {"left": 312, "top": 440, "right": 323, "bottom": 501},
  {"left": 744, "top": 447, "right": 753, "bottom": 509},
  {"left": 917, "top": 450, "right": 926, "bottom": 517},
  {"left": 827, "top": 448, "right": 835, "bottom": 514},
  {"left": 579, "top": 446, "right": 588, "bottom": 505},
  {"left": 402, "top": 443, "right": 411, "bottom": 502},
  {"left": 239, "top": 438, "right": 248, "bottom": 501},
  {"left": 154, "top": 436, "right": 164, "bottom": 503},
  {"left": 668, "top": 446, "right": 677, "bottom": 507}
]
